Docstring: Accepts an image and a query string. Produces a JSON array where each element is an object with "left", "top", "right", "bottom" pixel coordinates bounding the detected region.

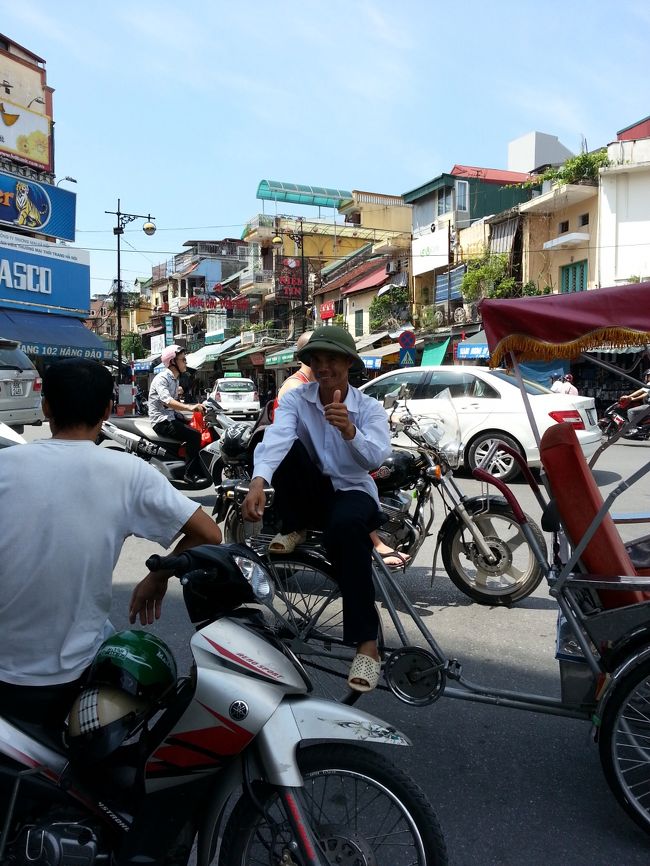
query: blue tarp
[
  {"left": 519, "top": 360, "right": 568, "bottom": 388},
  {"left": 0, "top": 309, "right": 112, "bottom": 360}
]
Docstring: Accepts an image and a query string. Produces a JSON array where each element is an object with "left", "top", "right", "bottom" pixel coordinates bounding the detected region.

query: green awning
[
  {"left": 421, "top": 338, "right": 450, "bottom": 365},
  {"left": 221, "top": 344, "right": 280, "bottom": 371},
  {"left": 256, "top": 180, "right": 352, "bottom": 209},
  {"left": 265, "top": 347, "right": 296, "bottom": 367}
]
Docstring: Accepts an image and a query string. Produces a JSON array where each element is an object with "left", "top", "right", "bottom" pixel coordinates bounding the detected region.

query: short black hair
[{"left": 43, "top": 359, "right": 113, "bottom": 429}]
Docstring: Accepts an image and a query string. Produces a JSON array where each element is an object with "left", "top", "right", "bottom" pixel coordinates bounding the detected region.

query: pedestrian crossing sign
[{"left": 399, "top": 348, "right": 416, "bottom": 367}]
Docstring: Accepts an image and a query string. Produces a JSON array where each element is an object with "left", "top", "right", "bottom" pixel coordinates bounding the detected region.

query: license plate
[
  {"left": 10, "top": 382, "right": 23, "bottom": 397},
  {"left": 586, "top": 408, "right": 596, "bottom": 426}
]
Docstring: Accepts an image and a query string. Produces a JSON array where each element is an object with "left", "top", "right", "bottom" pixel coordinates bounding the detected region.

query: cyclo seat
[{"left": 539, "top": 422, "right": 650, "bottom": 608}]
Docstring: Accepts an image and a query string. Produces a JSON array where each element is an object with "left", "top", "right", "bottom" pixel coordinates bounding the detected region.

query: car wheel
[{"left": 467, "top": 432, "right": 523, "bottom": 483}]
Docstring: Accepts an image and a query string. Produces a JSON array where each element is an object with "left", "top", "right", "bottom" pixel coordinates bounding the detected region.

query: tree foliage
[
  {"left": 122, "top": 332, "right": 145, "bottom": 359},
  {"left": 369, "top": 286, "right": 409, "bottom": 332}
]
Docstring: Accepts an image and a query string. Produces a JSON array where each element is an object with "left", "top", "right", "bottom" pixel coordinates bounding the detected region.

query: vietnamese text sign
[{"left": 0, "top": 230, "right": 89, "bottom": 316}]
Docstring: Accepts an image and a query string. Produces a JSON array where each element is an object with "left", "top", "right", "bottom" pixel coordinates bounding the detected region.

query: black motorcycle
[
  {"left": 598, "top": 399, "right": 650, "bottom": 441},
  {"left": 98, "top": 397, "right": 237, "bottom": 491},
  {"left": 211, "top": 402, "right": 547, "bottom": 606},
  {"left": 134, "top": 386, "right": 148, "bottom": 416}
]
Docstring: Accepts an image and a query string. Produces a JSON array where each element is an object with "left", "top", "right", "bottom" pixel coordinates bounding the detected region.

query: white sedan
[{"left": 359, "top": 365, "right": 601, "bottom": 482}]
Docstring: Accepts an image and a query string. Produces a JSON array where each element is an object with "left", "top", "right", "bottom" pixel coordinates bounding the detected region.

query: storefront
[
  {"left": 0, "top": 229, "right": 109, "bottom": 371},
  {"left": 264, "top": 345, "right": 298, "bottom": 393}
]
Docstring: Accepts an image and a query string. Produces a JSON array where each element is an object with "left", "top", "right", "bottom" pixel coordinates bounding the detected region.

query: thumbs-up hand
[{"left": 324, "top": 389, "right": 355, "bottom": 440}]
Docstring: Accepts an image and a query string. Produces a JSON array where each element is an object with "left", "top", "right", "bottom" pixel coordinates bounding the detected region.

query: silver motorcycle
[{"left": 0, "top": 543, "right": 447, "bottom": 866}]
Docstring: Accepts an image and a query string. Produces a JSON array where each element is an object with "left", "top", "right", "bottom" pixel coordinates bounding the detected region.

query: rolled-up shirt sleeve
[{"left": 345, "top": 398, "right": 392, "bottom": 470}]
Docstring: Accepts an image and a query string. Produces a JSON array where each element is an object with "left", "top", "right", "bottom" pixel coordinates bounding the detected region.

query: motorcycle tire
[
  {"left": 440, "top": 501, "right": 546, "bottom": 605},
  {"left": 263, "top": 550, "right": 384, "bottom": 704},
  {"left": 220, "top": 743, "right": 448, "bottom": 866},
  {"left": 599, "top": 657, "right": 650, "bottom": 836}
]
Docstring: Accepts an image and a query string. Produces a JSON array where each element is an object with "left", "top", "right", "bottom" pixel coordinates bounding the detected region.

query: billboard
[
  {"left": 411, "top": 229, "right": 449, "bottom": 277},
  {"left": 0, "top": 170, "right": 76, "bottom": 242},
  {"left": 0, "top": 229, "right": 90, "bottom": 317},
  {"left": 0, "top": 98, "right": 52, "bottom": 171}
]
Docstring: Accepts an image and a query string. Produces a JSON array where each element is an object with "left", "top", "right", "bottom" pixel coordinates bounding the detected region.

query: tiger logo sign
[{"left": 14, "top": 181, "right": 47, "bottom": 228}]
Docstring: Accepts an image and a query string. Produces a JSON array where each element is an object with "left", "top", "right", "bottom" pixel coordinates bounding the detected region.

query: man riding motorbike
[
  {"left": 148, "top": 344, "right": 206, "bottom": 483},
  {"left": 621, "top": 369, "right": 650, "bottom": 433}
]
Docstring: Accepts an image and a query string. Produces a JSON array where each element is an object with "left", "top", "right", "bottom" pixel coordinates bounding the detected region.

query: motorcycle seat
[
  {"left": 540, "top": 422, "right": 650, "bottom": 608},
  {"left": 109, "top": 417, "right": 180, "bottom": 445}
]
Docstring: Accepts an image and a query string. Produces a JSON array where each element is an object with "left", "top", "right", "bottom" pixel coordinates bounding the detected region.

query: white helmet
[
  {"left": 161, "top": 344, "right": 184, "bottom": 368},
  {"left": 68, "top": 686, "right": 150, "bottom": 762}
]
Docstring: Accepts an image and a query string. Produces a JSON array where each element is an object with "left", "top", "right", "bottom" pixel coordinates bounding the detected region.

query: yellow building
[{"left": 519, "top": 183, "right": 598, "bottom": 293}]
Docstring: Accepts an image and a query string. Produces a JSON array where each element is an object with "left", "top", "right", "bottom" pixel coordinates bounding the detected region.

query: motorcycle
[
  {"left": 597, "top": 400, "right": 629, "bottom": 440},
  {"left": 98, "top": 397, "right": 236, "bottom": 492},
  {"left": 598, "top": 398, "right": 650, "bottom": 441},
  {"left": 134, "top": 386, "right": 148, "bottom": 417},
  {"left": 0, "top": 543, "right": 447, "bottom": 866},
  {"left": 211, "top": 392, "right": 546, "bottom": 606}
]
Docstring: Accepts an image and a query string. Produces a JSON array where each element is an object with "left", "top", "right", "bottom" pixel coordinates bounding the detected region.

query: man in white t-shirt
[{"left": 0, "top": 358, "right": 221, "bottom": 729}]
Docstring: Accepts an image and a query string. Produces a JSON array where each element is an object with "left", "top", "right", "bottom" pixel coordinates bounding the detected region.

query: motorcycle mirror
[{"left": 383, "top": 389, "right": 400, "bottom": 410}]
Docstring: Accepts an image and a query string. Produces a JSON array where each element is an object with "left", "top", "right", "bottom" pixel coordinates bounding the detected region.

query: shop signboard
[
  {"left": 164, "top": 315, "right": 174, "bottom": 345},
  {"left": 150, "top": 333, "right": 165, "bottom": 354},
  {"left": 411, "top": 229, "right": 448, "bottom": 277},
  {"left": 0, "top": 229, "right": 89, "bottom": 316},
  {"left": 0, "top": 99, "right": 52, "bottom": 172},
  {"left": 320, "top": 300, "right": 336, "bottom": 320},
  {"left": 0, "top": 170, "right": 76, "bottom": 242},
  {"left": 277, "top": 257, "right": 303, "bottom": 300}
]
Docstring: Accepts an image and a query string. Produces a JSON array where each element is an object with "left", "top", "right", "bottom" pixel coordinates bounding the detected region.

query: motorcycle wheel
[
  {"left": 265, "top": 551, "right": 384, "bottom": 703},
  {"left": 223, "top": 506, "right": 247, "bottom": 543},
  {"left": 219, "top": 743, "right": 448, "bottom": 866},
  {"left": 440, "top": 502, "right": 546, "bottom": 605},
  {"left": 599, "top": 658, "right": 650, "bottom": 836}
]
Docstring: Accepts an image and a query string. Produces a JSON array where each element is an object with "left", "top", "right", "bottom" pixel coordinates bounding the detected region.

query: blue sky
[{"left": 2, "top": 0, "right": 649, "bottom": 296}]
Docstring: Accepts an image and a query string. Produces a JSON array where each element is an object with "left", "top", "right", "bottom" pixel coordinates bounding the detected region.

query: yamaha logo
[{"left": 229, "top": 700, "right": 249, "bottom": 721}]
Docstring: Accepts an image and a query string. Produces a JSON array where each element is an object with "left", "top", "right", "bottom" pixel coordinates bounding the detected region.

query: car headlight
[{"left": 233, "top": 555, "right": 275, "bottom": 601}]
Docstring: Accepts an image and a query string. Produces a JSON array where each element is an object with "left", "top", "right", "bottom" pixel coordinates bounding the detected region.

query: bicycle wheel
[
  {"left": 267, "top": 551, "right": 383, "bottom": 702},
  {"left": 219, "top": 743, "right": 448, "bottom": 866},
  {"left": 599, "top": 658, "right": 650, "bottom": 835},
  {"left": 441, "top": 502, "right": 546, "bottom": 605}
]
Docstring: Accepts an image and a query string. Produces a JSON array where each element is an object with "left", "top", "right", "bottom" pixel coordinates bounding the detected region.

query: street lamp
[
  {"left": 56, "top": 176, "right": 77, "bottom": 187},
  {"left": 272, "top": 217, "right": 307, "bottom": 332},
  {"left": 105, "top": 199, "right": 156, "bottom": 382}
]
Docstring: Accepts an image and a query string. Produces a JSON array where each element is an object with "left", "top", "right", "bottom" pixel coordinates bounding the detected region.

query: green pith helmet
[{"left": 88, "top": 630, "right": 177, "bottom": 700}]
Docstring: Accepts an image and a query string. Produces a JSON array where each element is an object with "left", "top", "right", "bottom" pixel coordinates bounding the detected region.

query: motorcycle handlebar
[{"left": 145, "top": 551, "right": 193, "bottom": 574}]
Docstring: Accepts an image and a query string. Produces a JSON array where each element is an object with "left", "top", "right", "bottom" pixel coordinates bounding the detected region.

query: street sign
[
  {"left": 398, "top": 330, "right": 416, "bottom": 350},
  {"left": 399, "top": 348, "right": 416, "bottom": 367}
]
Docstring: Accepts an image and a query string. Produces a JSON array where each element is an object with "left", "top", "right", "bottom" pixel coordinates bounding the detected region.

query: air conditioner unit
[
  {"left": 240, "top": 331, "right": 255, "bottom": 346},
  {"left": 386, "top": 261, "right": 399, "bottom": 275}
]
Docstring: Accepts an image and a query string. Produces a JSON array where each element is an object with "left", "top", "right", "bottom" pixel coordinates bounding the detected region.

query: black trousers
[
  {"left": 0, "top": 678, "right": 82, "bottom": 730},
  {"left": 153, "top": 418, "right": 202, "bottom": 474},
  {"left": 272, "top": 441, "right": 381, "bottom": 645}
]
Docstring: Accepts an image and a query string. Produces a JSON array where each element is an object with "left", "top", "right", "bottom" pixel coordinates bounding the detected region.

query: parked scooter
[
  {"left": 0, "top": 543, "right": 447, "bottom": 866},
  {"left": 98, "top": 397, "right": 235, "bottom": 491}
]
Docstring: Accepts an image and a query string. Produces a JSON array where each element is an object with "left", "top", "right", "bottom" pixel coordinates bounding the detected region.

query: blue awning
[{"left": 0, "top": 309, "right": 112, "bottom": 361}]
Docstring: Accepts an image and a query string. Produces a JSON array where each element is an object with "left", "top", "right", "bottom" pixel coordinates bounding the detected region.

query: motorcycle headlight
[{"left": 233, "top": 555, "right": 275, "bottom": 602}]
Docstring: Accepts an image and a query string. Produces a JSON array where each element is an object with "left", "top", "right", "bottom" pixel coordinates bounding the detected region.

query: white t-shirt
[{"left": 0, "top": 439, "right": 198, "bottom": 686}]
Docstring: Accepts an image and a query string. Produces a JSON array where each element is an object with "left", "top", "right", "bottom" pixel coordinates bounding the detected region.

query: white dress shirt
[{"left": 253, "top": 382, "right": 391, "bottom": 506}]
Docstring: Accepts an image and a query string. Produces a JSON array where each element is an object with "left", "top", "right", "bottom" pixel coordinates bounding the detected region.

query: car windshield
[
  {"left": 488, "top": 370, "right": 552, "bottom": 396},
  {"left": 217, "top": 381, "right": 255, "bottom": 393}
]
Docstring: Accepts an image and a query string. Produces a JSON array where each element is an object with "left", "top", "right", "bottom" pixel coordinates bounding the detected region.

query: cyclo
[{"left": 238, "top": 280, "right": 650, "bottom": 837}]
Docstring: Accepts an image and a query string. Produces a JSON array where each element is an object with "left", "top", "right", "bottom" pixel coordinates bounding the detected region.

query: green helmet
[{"left": 88, "top": 630, "right": 177, "bottom": 700}]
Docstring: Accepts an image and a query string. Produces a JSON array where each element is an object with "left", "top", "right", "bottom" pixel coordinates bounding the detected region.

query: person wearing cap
[{"left": 241, "top": 325, "right": 392, "bottom": 692}]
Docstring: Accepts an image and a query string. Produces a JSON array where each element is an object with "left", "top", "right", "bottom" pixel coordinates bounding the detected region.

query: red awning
[
  {"left": 480, "top": 281, "right": 650, "bottom": 366},
  {"left": 341, "top": 266, "right": 389, "bottom": 296}
]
